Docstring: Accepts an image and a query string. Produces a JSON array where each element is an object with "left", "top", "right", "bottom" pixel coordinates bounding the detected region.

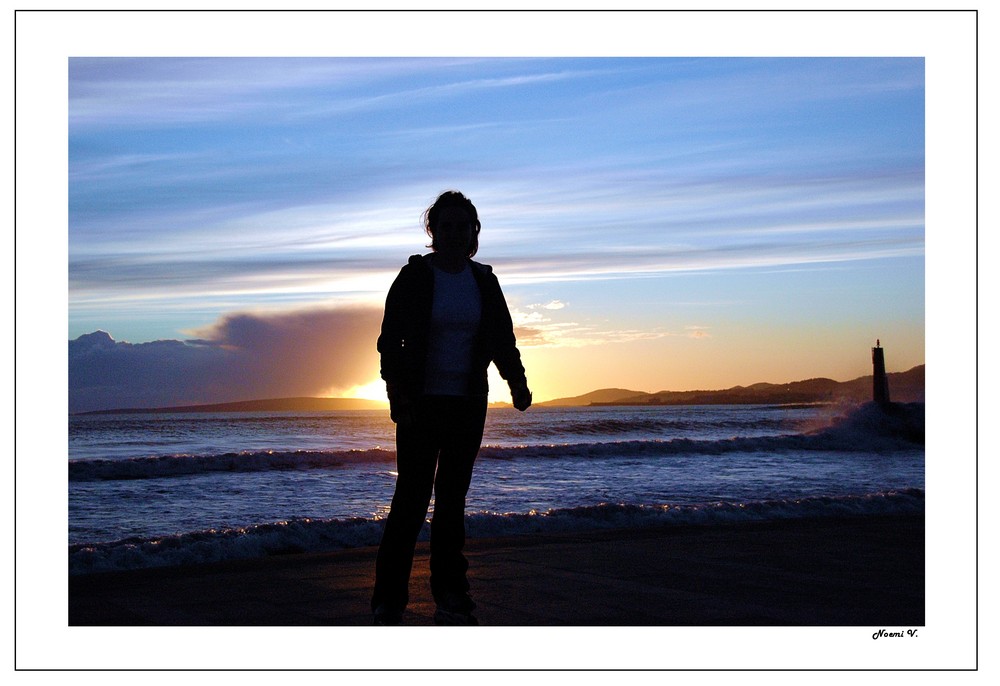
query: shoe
[
  {"left": 433, "top": 592, "right": 478, "bottom": 626},
  {"left": 373, "top": 604, "right": 403, "bottom": 626}
]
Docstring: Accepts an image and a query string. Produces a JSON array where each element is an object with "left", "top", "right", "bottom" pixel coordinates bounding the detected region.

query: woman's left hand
[{"left": 511, "top": 384, "right": 532, "bottom": 411}]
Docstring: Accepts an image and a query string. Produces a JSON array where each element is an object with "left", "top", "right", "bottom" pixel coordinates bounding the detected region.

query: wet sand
[{"left": 69, "top": 513, "right": 923, "bottom": 626}]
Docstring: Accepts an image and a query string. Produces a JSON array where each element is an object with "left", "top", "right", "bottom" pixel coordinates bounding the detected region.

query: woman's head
[{"left": 424, "top": 190, "right": 481, "bottom": 258}]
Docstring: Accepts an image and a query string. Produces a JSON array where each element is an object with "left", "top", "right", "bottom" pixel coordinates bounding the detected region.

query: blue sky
[{"left": 67, "top": 56, "right": 925, "bottom": 408}]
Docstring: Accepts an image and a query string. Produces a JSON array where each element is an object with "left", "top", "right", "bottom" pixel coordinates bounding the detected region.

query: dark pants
[{"left": 372, "top": 395, "right": 488, "bottom": 612}]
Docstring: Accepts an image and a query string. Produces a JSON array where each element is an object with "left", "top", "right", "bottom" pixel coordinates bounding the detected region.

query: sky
[{"left": 67, "top": 55, "right": 926, "bottom": 412}]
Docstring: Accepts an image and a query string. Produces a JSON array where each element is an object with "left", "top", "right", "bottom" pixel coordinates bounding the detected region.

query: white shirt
[{"left": 424, "top": 264, "right": 482, "bottom": 396}]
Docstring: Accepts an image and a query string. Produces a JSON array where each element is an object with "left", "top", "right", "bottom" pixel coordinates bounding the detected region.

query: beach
[{"left": 69, "top": 513, "right": 924, "bottom": 627}]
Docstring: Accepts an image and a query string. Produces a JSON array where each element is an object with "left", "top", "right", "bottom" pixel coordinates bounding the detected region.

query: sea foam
[{"left": 68, "top": 489, "right": 924, "bottom": 575}]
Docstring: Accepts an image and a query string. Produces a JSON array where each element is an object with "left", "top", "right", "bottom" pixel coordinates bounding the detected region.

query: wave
[
  {"left": 68, "top": 448, "right": 397, "bottom": 481},
  {"left": 69, "top": 402, "right": 924, "bottom": 482},
  {"left": 494, "top": 414, "right": 793, "bottom": 440},
  {"left": 68, "top": 489, "right": 925, "bottom": 575}
]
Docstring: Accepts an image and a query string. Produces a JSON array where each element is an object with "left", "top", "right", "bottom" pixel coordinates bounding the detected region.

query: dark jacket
[{"left": 377, "top": 253, "right": 527, "bottom": 400}]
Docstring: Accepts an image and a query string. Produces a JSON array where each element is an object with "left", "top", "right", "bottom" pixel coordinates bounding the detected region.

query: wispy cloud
[
  {"left": 69, "top": 58, "right": 605, "bottom": 128},
  {"left": 527, "top": 300, "right": 567, "bottom": 311},
  {"left": 511, "top": 302, "right": 679, "bottom": 349}
]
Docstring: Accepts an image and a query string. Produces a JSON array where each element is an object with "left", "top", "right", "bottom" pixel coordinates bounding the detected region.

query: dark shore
[{"left": 69, "top": 513, "right": 923, "bottom": 627}]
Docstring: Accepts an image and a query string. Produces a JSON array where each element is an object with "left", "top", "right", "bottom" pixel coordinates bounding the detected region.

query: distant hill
[
  {"left": 537, "top": 388, "right": 650, "bottom": 407},
  {"left": 75, "top": 366, "right": 925, "bottom": 414},
  {"left": 76, "top": 396, "right": 387, "bottom": 415},
  {"left": 542, "top": 366, "right": 924, "bottom": 407}
]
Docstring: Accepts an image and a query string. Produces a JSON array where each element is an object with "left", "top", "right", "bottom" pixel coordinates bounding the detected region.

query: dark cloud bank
[{"left": 69, "top": 306, "right": 383, "bottom": 413}]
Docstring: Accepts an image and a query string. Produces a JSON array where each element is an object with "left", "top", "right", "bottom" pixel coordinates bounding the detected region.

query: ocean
[{"left": 68, "top": 402, "right": 925, "bottom": 575}]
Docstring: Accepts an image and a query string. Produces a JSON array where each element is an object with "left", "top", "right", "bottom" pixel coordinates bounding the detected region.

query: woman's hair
[{"left": 423, "top": 190, "right": 481, "bottom": 258}]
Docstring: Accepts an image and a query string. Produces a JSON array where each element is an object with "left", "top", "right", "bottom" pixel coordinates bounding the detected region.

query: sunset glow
[{"left": 341, "top": 378, "right": 391, "bottom": 404}]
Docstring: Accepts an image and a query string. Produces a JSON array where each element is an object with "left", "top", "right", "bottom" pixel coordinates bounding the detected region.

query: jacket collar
[{"left": 408, "top": 253, "right": 492, "bottom": 275}]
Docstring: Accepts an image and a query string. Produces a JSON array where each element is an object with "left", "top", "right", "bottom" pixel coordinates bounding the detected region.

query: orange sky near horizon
[{"left": 338, "top": 316, "right": 924, "bottom": 406}]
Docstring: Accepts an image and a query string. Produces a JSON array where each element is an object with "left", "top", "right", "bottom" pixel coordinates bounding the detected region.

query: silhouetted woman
[{"left": 372, "top": 190, "right": 532, "bottom": 625}]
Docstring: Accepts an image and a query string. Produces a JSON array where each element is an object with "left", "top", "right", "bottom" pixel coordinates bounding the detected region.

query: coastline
[{"left": 69, "top": 512, "right": 924, "bottom": 627}]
